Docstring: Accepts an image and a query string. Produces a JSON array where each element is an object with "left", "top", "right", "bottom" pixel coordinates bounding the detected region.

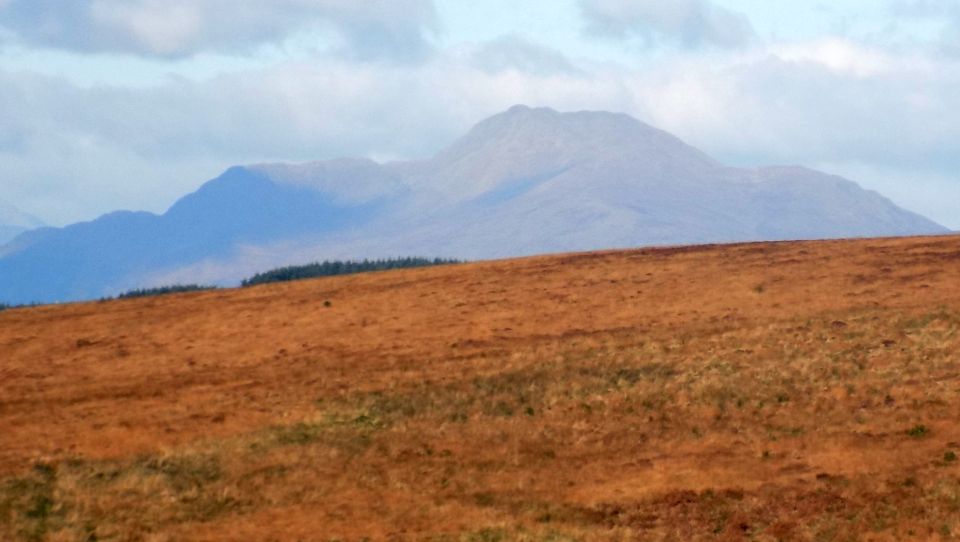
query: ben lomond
[{"left": 0, "top": 105, "right": 946, "bottom": 304}]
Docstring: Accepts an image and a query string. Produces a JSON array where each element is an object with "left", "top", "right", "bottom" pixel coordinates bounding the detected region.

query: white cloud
[
  {"left": 468, "top": 35, "right": 582, "bottom": 76},
  {"left": 1, "top": 33, "right": 959, "bottom": 229},
  {"left": 888, "top": 0, "right": 960, "bottom": 56},
  {"left": 90, "top": 1, "right": 205, "bottom": 57},
  {"left": 0, "top": 0, "right": 438, "bottom": 60},
  {"left": 579, "top": 0, "right": 754, "bottom": 49},
  {"left": 889, "top": 0, "right": 957, "bottom": 18},
  {"left": 628, "top": 46, "right": 960, "bottom": 173},
  {"left": 770, "top": 38, "right": 902, "bottom": 77}
]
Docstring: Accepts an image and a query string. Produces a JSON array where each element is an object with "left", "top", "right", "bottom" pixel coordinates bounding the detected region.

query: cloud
[
  {"left": 0, "top": 0, "right": 438, "bottom": 61},
  {"left": 770, "top": 38, "right": 906, "bottom": 78},
  {"left": 612, "top": 39, "right": 960, "bottom": 226},
  {"left": 468, "top": 35, "right": 582, "bottom": 76},
  {"left": 578, "top": 0, "right": 754, "bottom": 49},
  {"left": 0, "top": 52, "right": 622, "bottom": 225},
  {"left": 889, "top": 0, "right": 960, "bottom": 55},
  {"left": 1, "top": 36, "right": 960, "bottom": 229},
  {"left": 630, "top": 42, "right": 960, "bottom": 171},
  {"left": 889, "top": 0, "right": 957, "bottom": 17}
]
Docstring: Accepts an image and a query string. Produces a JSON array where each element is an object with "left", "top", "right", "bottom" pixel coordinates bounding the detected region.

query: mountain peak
[
  {"left": 501, "top": 103, "right": 557, "bottom": 116},
  {"left": 0, "top": 106, "right": 948, "bottom": 304},
  {"left": 462, "top": 104, "right": 563, "bottom": 141},
  {"left": 410, "top": 105, "right": 719, "bottom": 200},
  {"left": 506, "top": 103, "right": 533, "bottom": 113}
]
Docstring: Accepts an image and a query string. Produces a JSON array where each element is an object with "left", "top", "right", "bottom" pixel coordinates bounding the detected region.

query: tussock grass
[
  {"left": 4, "top": 236, "right": 960, "bottom": 539},
  {"left": 5, "top": 308, "right": 960, "bottom": 539}
]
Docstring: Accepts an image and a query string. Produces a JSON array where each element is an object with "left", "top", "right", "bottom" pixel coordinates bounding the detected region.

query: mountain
[
  {"left": 377, "top": 106, "right": 944, "bottom": 256},
  {"left": 0, "top": 163, "right": 404, "bottom": 303},
  {"left": 0, "top": 201, "right": 44, "bottom": 245},
  {"left": 0, "top": 105, "right": 948, "bottom": 304}
]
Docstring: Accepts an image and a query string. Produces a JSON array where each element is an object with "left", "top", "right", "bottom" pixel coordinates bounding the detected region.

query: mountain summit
[
  {"left": 381, "top": 106, "right": 944, "bottom": 256},
  {"left": 0, "top": 106, "right": 947, "bottom": 303},
  {"left": 397, "top": 105, "right": 718, "bottom": 201}
]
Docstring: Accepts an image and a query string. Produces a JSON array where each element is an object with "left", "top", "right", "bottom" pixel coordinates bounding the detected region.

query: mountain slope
[
  {"left": 0, "top": 164, "right": 403, "bottom": 303},
  {"left": 0, "top": 105, "right": 947, "bottom": 303},
  {"left": 4, "top": 236, "right": 960, "bottom": 539},
  {"left": 0, "top": 200, "right": 44, "bottom": 245},
  {"left": 373, "top": 106, "right": 945, "bottom": 257},
  {"left": 394, "top": 105, "right": 717, "bottom": 198}
]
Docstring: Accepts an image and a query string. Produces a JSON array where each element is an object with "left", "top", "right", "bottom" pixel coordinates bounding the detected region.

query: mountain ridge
[
  {"left": 0, "top": 105, "right": 948, "bottom": 303},
  {"left": 0, "top": 200, "right": 45, "bottom": 246}
]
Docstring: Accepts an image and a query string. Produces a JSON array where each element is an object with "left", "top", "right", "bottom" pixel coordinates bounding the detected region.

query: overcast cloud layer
[
  {"left": 0, "top": 1, "right": 957, "bottom": 229},
  {"left": 0, "top": 0, "right": 438, "bottom": 60},
  {"left": 579, "top": 0, "right": 755, "bottom": 49}
]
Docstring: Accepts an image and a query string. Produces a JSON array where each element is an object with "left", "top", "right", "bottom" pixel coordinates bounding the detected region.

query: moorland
[{"left": 2, "top": 235, "right": 960, "bottom": 540}]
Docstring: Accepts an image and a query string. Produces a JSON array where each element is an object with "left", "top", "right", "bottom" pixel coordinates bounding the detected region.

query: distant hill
[
  {"left": 0, "top": 105, "right": 947, "bottom": 303},
  {"left": 0, "top": 201, "right": 44, "bottom": 246},
  {"left": 0, "top": 164, "right": 401, "bottom": 303},
  {"left": 3, "top": 235, "right": 960, "bottom": 539}
]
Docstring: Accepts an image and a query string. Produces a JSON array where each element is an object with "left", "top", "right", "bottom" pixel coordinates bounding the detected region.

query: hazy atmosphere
[
  {"left": 1, "top": 0, "right": 958, "bottom": 229},
  {"left": 5, "top": 4, "right": 960, "bottom": 540}
]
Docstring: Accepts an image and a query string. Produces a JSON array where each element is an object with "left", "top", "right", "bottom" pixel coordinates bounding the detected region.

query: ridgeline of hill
[
  {"left": 0, "top": 258, "right": 462, "bottom": 307},
  {"left": 0, "top": 106, "right": 946, "bottom": 305},
  {"left": 1, "top": 235, "right": 959, "bottom": 540}
]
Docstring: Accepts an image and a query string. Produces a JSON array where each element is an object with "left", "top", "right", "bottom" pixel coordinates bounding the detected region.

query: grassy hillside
[{"left": 1, "top": 235, "right": 959, "bottom": 540}]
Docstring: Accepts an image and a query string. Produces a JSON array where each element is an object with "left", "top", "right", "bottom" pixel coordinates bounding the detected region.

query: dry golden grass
[{"left": 2, "top": 235, "right": 960, "bottom": 541}]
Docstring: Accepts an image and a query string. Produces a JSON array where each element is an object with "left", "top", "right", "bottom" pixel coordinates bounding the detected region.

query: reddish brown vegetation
[{"left": 2, "top": 235, "right": 960, "bottom": 540}]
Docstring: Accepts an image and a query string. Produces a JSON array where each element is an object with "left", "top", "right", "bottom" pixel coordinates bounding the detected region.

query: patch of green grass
[
  {"left": 585, "top": 362, "right": 677, "bottom": 389},
  {"left": 267, "top": 412, "right": 384, "bottom": 454},
  {"left": 473, "top": 493, "right": 497, "bottom": 507},
  {"left": 489, "top": 400, "right": 515, "bottom": 417},
  {"left": 309, "top": 357, "right": 678, "bottom": 430},
  {"left": 464, "top": 528, "right": 508, "bottom": 542},
  {"left": 0, "top": 462, "right": 63, "bottom": 541},
  {"left": 137, "top": 453, "right": 222, "bottom": 491},
  {"left": 902, "top": 307, "right": 957, "bottom": 331},
  {"left": 1, "top": 450, "right": 251, "bottom": 539},
  {"left": 272, "top": 422, "right": 326, "bottom": 446}
]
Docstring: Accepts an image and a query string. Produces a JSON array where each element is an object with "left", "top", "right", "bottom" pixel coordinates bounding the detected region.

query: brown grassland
[{"left": 1, "top": 235, "right": 960, "bottom": 541}]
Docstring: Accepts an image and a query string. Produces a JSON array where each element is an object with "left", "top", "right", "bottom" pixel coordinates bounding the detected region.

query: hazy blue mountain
[
  {"left": 0, "top": 201, "right": 44, "bottom": 245},
  {"left": 372, "top": 106, "right": 945, "bottom": 257},
  {"left": 0, "top": 163, "right": 404, "bottom": 303},
  {"left": 0, "top": 105, "right": 948, "bottom": 303}
]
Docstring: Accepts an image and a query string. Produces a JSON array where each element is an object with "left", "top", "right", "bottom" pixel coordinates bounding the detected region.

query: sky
[{"left": 0, "top": 0, "right": 958, "bottom": 229}]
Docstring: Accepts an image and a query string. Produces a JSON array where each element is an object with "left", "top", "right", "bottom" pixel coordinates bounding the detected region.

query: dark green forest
[
  {"left": 0, "top": 258, "right": 464, "bottom": 308},
  {"left": 241, "top": 257, "right": 463, "bottom": 287},
  {"left": 113, "top": 284, "right": 217, "bottom": 299}
]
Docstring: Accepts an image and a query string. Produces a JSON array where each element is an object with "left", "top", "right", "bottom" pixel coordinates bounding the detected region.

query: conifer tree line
[
  {"left": 0, "top": 257, "right": 462, "bottom": 308},
  {"left": 113, "top": 284, "right": 215, "bottom": 299},
  {"left": 241, "top": 257, "right": 462, "bottom": 287}
]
